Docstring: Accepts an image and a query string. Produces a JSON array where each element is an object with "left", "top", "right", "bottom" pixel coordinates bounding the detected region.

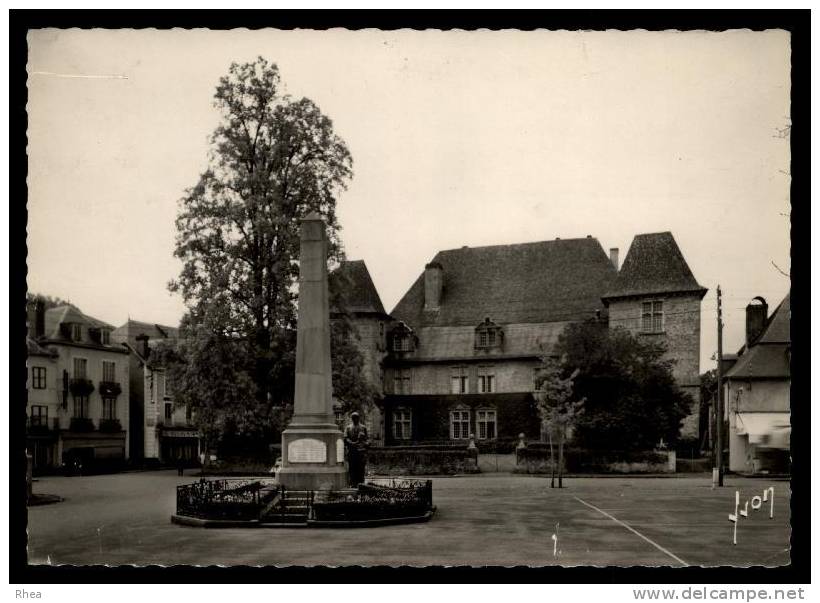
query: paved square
[{"left": 26, "top": 471, "right": 790, "bottom": 567}]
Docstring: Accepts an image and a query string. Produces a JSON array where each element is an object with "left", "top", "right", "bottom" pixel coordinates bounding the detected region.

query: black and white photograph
[{"left": 16, "top": 15, "right": 803, "bottom": 580}]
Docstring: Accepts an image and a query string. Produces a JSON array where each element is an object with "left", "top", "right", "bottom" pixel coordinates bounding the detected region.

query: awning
[{"left": 735, "top": 412, "right": 790, "bottom": 449}]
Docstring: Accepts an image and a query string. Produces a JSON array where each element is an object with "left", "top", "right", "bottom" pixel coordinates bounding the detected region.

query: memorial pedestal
[{"left": 276, "top": 423, "right": 348, "bottom": 491}]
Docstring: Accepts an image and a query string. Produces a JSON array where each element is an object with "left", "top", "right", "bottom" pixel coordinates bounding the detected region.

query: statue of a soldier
[{"left": 344, "top": 411, "right": 369, "bottom": 486}]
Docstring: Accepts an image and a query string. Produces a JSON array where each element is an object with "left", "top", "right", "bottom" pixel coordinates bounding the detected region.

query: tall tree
[
  {"left": 555, "top": 320, "right": 692, "bottom": 451},
  {"left": 534, "top": 356, "right": 585, "bottom": 488},
  {"left": 170, "top": 57, "right": 353, "bottom": 414}
]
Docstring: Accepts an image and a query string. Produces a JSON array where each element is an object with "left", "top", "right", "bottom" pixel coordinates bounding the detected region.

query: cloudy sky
[{"left": 26, "top": 28, "right": 791, "bottom": 371}]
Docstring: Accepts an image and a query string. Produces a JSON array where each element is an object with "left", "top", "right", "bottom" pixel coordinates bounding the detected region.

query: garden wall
[
  {"left": 515, "top": 446, "right": 676, "bottom": 474},
  {"left": 367, "top": 446, "right": 480, "bottom": 476}
]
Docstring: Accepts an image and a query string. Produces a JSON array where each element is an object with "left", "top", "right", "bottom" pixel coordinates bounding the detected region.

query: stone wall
[
  {"left": 515, "top": 446, "right": 676, "bottom": 474},
  {"left": 367, "top": 446, "right": 480, "bottom": 476}
]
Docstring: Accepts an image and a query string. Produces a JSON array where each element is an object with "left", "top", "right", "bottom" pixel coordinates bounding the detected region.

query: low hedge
[
  {"left": 515, "top": 446, "right": 674, "bottom": 474},
  {"left": 367, "top": 446, "right": 479, "bottom": 476}
]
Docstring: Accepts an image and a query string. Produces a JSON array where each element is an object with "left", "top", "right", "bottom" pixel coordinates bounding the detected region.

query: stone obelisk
[{"left": 275, "top": 212, "right": 347, "bottom": 490}]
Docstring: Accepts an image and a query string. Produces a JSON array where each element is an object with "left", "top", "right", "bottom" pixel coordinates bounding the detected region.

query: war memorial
[{"left": 171, "top": 213, "right": 435, "bottom": 528}]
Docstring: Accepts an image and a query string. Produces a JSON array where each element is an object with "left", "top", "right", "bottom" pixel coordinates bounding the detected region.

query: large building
[
  {"left": 338, "top": 231, "right": 706, "bottom": 447},
  {"left": 26, "top": 302, "right": 130, "bottom": 472},
  {"left": 724, "top": 293, "right": 791, "bottom": 473}
]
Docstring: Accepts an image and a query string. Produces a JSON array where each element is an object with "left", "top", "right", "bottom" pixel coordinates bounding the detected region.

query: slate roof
[
  {"left": 43, "top": 304, "right": 114, "bottom": 339},
  {"left": 27, "top": 336, "right": 57, "bottom": 357},
  {"left": 726, "top": 293, "right": 790, "bottom": 380},
  {"left": 393, "top": 322, "right": 572, "bottom": 362},
  {"left": 757, "top": 293, "right": 790, "bottom": 344},
  {"left": 391, "top": 238, "right": 618, "bottom": 328},
  {"left": 112, "top": 319, "right": 179, "bottom": 343},
  {"left": 602, "top": 232, "right": 707, "bottom": 301},
  {"left": 330, "top": 260, "right": 388, "bottom": 316}
]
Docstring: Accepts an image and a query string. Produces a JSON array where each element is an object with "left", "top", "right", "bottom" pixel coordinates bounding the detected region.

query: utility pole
[{"left": 714, "top": 285, "right": 724, "bottom": 487}]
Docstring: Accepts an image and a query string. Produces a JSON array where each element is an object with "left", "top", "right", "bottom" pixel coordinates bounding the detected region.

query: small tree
[{"left": 533, "top": 356, "right": 585, "bottom": 488}]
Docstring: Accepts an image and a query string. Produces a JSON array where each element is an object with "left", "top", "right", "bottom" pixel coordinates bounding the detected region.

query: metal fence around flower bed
[
  {"left": 311, "top": 479, "right": 433, "bottom": 522},
  {"left": 176, "top": 478, "right": 278, "bottom": 520}
]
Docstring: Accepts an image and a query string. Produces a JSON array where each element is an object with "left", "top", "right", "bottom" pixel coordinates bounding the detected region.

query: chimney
[
  {"left": 609, "top": 248, "right": 619, "bottom": 270},
  {"left": 424, "top": 261, "right": 443, "bottom": 311},
  {"left": 745, "top": 297, "right": 768, "bottom": 345},
  {"left": 136, "top": 334, "right": 150, "bottom": 359}
]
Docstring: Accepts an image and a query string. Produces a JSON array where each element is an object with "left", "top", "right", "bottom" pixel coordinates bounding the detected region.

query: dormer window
[
  {"left": 475, "top": 317, "right": 503, "bottom": 350},
  {"left": 101, "top": 329, "right": 110, "bottom": 345},
  {"left": 72, "top": 324, "right": 82, "bottom": 342},
  {"left": 390, "top": 321, "right": 416, "bottom": 353}
]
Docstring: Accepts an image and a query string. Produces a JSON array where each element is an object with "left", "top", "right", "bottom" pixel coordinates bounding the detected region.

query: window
[
  {"left": 157, "top": 372, "right": 166, "bottom": 399},
  {"left": 31, "top": 366, "right": 47, "bottom": 389},
  {"left": 101, "top": 330, "right": 111, "bottom": 345},
  {"left": 450, "top": 409, "right": 471, "bottom": 440},
  {"left": 477, "top": 410, "right": 497, "bottom": 440},
  {"left": 165, "top": 402, "right": 173, "bottom": 420},
  {"left": 73, "top": 395, "right": 89, "bottom": 418},
  {"left": 102, "top": 360, "right": 116, "bottom": 383},
  {"left": 450, "top": 367, "right": 468, "bottom": 394},
  {"left": 73, "top": 357, "right": 87, "bottom": 379},
  {"left": 30, "top": 405, "right": 48, "bottom": 427},
  {"left": 393, "top": 369, "right": 411, "bottom": 394},
  {"left": 393, "top": 335, "right": 411, "bottom": 352},
  {"left": 393, "top": 408, "right": 412, "bottom": 440},
  {"left": 103, "top": 398, "right": 117, "bottom": 420},
  {"left": 390, "top": 322, "right": 415, "bottom": 353},
  {"left": 475, "top": 317, "right": 503, "bottom": 349},
  {"left": 642, "top": 300, "right": 664, "bottom": 333},
  {"left": 478, "top": 330, "right": 496, "bottom": 348},
  {"left": 72, "top": 324, "right": 82, "bottom": 342},
  {"left": 478, "top": 368, "right": 496, "bottom": 394}
]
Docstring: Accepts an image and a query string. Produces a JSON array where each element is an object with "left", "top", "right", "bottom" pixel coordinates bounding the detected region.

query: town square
[
  {"left": 20, "top": 22, "right": 795, "bottom": 577},
  {"left": 28, "top": 471, "right": 790, "bottom": 567}
]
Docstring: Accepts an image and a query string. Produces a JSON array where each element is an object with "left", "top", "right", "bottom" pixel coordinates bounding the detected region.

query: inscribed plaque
[
  {"left": 336, "top": 437, "right": 344, "bottom": 464},
  {"left": 288, "top": 438, "right": 327, "bottom": 463}
]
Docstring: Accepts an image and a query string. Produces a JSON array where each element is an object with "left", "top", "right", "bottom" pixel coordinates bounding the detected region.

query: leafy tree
[
  {"left": 555, "top": 320, "right": 692, "bottom": 451},
  {"left": 150, "top": 315, "right": 261, "bottom": 462},
  {"left": 26, "top": 292, "right": 71, "bottom": 311},
  {"left": 170, "top": 56, "right": 353, "bottom": 413},
  {"left": 534, "top": 356, "right": 584, "bottom": 488}
]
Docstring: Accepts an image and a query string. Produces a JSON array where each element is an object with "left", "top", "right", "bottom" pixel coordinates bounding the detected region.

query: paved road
[{"left": 26, "top": 471, "right": 790, "bottom": 567}]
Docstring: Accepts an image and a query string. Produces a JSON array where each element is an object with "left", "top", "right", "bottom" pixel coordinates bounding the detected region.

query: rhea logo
[{"left": 16, "top": 590, "right": 42, "bottom": 599}]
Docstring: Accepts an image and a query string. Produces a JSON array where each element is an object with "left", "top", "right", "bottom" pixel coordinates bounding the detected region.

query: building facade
[
  {"left": 112, "top": 320, "right": 200, "bottom": 465},
  {"left": 26, "top": 302, "right": 130, "bottom": 472},
  {"left": 26, "top": 336, "right": 59, "bottom": 472},
  {"left": 340, "top": 232, "right": 706, "bottom": 449},
  {"left": 724, "top": 294, "right": 790, "bottom": 474}
]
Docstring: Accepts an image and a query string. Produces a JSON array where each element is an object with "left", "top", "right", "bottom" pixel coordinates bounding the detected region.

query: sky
[{"left": 26, "top": 28, "right": 791, "bottom": 372}]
